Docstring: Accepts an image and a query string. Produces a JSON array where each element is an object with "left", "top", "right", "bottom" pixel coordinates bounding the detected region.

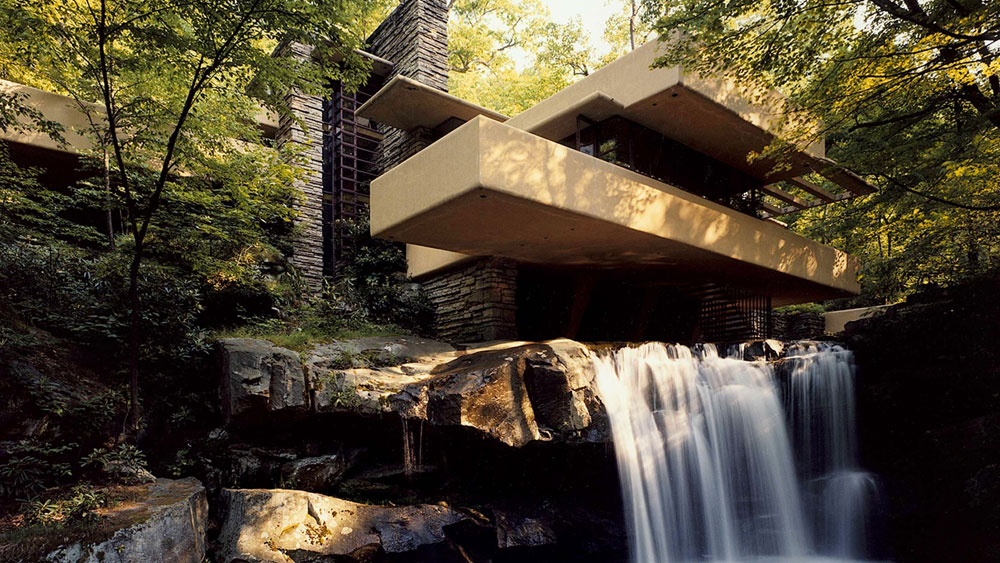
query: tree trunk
[
  {"left": 104, "top": 149, "right": 115, "bottom": 250},
  {"left": 629, "top": 0, "right": 637, "bottom": 51},
  {"left": 126, "top": 243, "right": 142, "bottom": 435}
]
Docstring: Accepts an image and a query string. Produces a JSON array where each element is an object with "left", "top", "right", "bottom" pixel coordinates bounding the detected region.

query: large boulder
[
  {"left": 494, "top": 509, "right": 557, "bottom": 549},
  {"left": 216, "top": 488, "right": 467, "bottom": 562},
  {"left": 220, "top": 445, "right": 298, "bottom": 489},
  {"left": 46, "top": 478, "right": 207, "bottom": 563},
  {"left": 422, "top": 340, "right": 606, "bottom": 447},
  {"left": 218, "top": 338, "right": 307, "bottom": 422},
  {"left": 280, "top": 452, "right": 358, "bottom": 492},
  {"left": 423, "top": 347, "right": 541, "bottom": 447}
]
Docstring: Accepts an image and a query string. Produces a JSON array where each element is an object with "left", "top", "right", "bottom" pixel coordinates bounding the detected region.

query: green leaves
[
  {"left": 447, "top": 0, "right": 596, "bottom": 114},
  {"left": 645, "top": 0, "right": 1000, "bottom": 302}
]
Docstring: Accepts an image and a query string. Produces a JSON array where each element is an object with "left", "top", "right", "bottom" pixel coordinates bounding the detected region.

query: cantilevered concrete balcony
[{"left": 370, "top": 116, "right": 858, "bottom": 306}]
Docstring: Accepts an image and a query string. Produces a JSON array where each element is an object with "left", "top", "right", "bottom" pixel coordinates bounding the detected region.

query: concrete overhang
[
  {"left": 357, "top": 75, "right": 508, "bottom": 132},
  {"left": 0, "top": 80, "right": 97, "bottom": 154},
  {"left": 506, "top": 40, "right": 826, "bottom": 182},
  {"left": 254, "top": 108, "right": 279, "bottom": 139},
  {"left": 355, "top": 49, "right": 394, "bottom": 77},
  {"left": 1, "top": 79, "right": 281, "bottom": 154},
  {"left": 371, "top": 117, "right": 859, "bottom": 306},
  {"left": 522, "top": 92, "right": 625, "bottom": 140}
]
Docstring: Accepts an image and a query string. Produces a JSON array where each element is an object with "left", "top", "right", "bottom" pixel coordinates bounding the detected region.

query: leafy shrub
[
  {"left": 166, "top": 448, "right": 196, "bottom": 478},
  {"left": 0, "top": 244, "right": 204, "bottom": 364},
  {"left": 24, "top": 485, "right": 106, "bottom": 525},
  {"left": 82, "top": 444, "right": 150, "bottom": 484},
  {"left": 0, "top": 442, "right": 75, "bottom": 500},
  {"left": 333, "top": 216, "right": 433, "bottom": 332},
  {"left": 774, "top": 302, "right": 826, "bottom": 314}
]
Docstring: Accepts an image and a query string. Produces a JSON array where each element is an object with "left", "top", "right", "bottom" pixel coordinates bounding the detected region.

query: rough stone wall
[
  {"left": 772, "top": 310, "right": 825, "bottom": 340},
  {"left": 367, "top": 0, "right": 448, "bottom": 91},
  {"left": 420, "top": 258, "right": 518, "bottom": 343},
  {"left": 367, "top": 0, "right": 520, "bottom": 342},
  {"left": 367, "top": 0, "right": 449, "bottom": 173},
  {"left": 276, "top": 42, "right": 325, "bottom": 293}
]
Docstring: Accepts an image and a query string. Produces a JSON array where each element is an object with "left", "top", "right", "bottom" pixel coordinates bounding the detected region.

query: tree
[
  {"left": 2, "top": 0, "right": 379, "bottom": 434},
  {"left": 447, "top": 0, "right": 596, "bottom": 114},
  {"left": 647, "top": 0, "right": 1000, "bottom": 300},
  {"left": 603, "top": 0, "right": 655, "bottom": 59},
  {"left": 537, "top": 18, "right": 595, "bottom": 78}
]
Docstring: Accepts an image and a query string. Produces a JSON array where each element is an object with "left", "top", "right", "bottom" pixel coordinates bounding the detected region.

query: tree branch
[
  {"left": 881, "top": 174, "right": 1000, "bottom": 211},
  {"left": 867, "top": 0, "right": 1000, "bottom": 41}
]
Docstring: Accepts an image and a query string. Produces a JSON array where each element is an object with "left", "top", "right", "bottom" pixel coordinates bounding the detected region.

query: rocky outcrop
[
  {"left": 218, "top": 338, "right": 308, "bottom": 422},
  {"left": 46, "top": 478, "right": 207, "bottom": 563},
  {"left": 216, "top": 488, "right": 468, "bottom": 562},
  {"left": 280, "top": 452, "right": 358, "bottom": 492},
  {"left": 307, "top": 336, "right": 458, "bottom": 415},
  {"left": 220, "top": 336, "right": 607, "bottom": 448},
  {"left": 419, "top": 340, "right": 606, "bottom": 447},
  {"left": 494, "top": 509, "right": 557, "bottom": 549},
  {"left": 843, "top": 274, "right": 1000, "bottom": 562}
]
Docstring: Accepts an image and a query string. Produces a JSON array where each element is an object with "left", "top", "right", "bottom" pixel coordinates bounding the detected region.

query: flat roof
[
  {"left": 357, "top": 76, "right": 508, "bottom": 132},
  {"left": 371, "top": 117, "right": 859, "bottom": 306},
  {"left": 506, "top": 40, "right": 831, "bottom": 183},
  {"left": 360, "top": 41, "right": 875, "bottom": 208}
]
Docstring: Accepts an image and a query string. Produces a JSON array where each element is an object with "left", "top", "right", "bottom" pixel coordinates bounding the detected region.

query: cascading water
[
  {"left": 782, "top": 343, "right": 880, "bottom": 559},
  {"left": 592, "top": 342, "right": 881, "bottom": 562}
]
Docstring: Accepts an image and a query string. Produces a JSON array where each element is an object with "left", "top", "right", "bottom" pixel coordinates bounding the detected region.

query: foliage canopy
[{"left": 646, "top": 0, "right": 1000, "bottom": 302}]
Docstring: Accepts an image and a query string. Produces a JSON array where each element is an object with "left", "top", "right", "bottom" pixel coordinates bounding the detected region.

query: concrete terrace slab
[
  {"left": 505, "top": 40, "right": 826, "bottom": 181},
  {"left": 370, "top": 117, "right": 858, "bottom": 306},
  {"left": 357, "top": 75, "right": 508, "bottom": 132}
]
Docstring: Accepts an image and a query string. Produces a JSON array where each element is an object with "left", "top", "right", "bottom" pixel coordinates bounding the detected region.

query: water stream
[{"left": 592, "top": 342, "right": 881, "bottom": 562}]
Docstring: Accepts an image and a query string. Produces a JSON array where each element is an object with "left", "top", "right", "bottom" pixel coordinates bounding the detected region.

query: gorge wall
[{"left": 846, "top": 274, "right": 1000, "bottom": 562}]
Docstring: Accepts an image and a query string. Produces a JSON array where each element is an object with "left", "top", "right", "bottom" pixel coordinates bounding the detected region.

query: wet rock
[
  {"left": 46, "top": 478, "right": 207, "bottom": 563},
  {"left": 424, "top": 339, "right": 605, "bottom": 447},
  {"left": 494, "top": 509, "right": 557, "bottom": 549},
  {"left": 216, "top": 488, "right": 468, "bottom": 562},
  {"left": 223, "top": 446, "right": 298, "bottom": 488},
  {"left": 740, "top": 339, "right": 785, "bottom": 361},
  {"left": 280, "top": 452, "right": 358, "bottom": 492},
  {"left": 218, "top": 338, "right": 307, "bottom": 422}
]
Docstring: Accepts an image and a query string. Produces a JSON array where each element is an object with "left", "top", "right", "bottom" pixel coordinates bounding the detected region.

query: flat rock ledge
[
  {"left": 46, "top": 477, "right": 207, "bottom": 563},
  {"left": 216, "top": 488, "right": 467, "bottom": 562},
  {"left": 218, "top": 336, "right": 610, "bottom": 447}
]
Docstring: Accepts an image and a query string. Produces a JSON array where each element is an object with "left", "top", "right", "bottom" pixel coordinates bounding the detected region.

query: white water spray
[{"left": 592, "top": 342, "right": 880, "bottom": 562}]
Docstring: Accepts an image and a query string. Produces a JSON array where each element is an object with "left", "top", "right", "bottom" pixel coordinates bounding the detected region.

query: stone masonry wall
[
  {"left": 772, "top": 310, "right": 826, "bottom": 340},
  {"left": 276, "top": 42, "right": 325, "bottom": 293},
  {"left": 420, "top": 258, "right": 518, "bottom": 343},
  {"left": 367, "top": 0, "right": 449, "bottom": 173},
  {"left": 279, "top": 0, "right": 450, "bottom": 292},
  {"left": 366, "top": 0, "right": 520, "bottom": 343}
]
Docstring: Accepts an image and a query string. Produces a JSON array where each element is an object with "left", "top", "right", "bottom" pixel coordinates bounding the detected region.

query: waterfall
[
  {"left": 592, "top": 342, "right": 880, "bottom": 562},
  {"left": 782, "top": 343, "right": 880, "bottom": 559}
]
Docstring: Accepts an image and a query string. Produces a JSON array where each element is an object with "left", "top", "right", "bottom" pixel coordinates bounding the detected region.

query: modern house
[
  {"left": 354, "top": 3, "right": 872, "bottom": 344},
  {"left": 1, "top": 0, "right": 871, "bottom": 344}
]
